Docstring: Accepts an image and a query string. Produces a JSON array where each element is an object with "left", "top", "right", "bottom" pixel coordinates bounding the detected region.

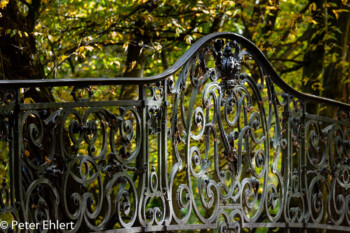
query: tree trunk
[
  {"left": 322, "top": 1, "right": 350, "bottom": 106},
  {"left": 119, "top": 42, "right": 145, "bottom": 100},
  {"left": 302, "top": 0, "right": 327, "bottom": 114},
  {"left": 0, "top": 0, "right": 43, "bottom": 81},
  {"left": 0, "top": 0, "right": 55, "bottom": 102}
]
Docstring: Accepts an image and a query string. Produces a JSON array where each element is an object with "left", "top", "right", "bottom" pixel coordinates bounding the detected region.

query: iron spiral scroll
[{"left": 1, "top": 32, "right": 350, "bottom": 232}]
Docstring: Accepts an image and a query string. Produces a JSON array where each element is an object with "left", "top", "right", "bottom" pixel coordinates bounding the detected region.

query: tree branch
[{"left": 280, "top": 63, "right": 303, "bottom": 74}]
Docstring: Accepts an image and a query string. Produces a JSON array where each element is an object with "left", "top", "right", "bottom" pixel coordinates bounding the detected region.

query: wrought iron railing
[{"left": 1, "top": 32, "right": 350, "bottom": 232}]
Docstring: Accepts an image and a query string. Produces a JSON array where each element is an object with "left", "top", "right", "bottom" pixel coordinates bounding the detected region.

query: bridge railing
[{"left": 1, "top": 32, "right": 350, "bottom": 232}]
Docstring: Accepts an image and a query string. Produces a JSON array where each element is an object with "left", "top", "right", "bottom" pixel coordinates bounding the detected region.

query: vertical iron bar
[
  {"left": 282, "top": 94, "right": 291, "bottom": 222},
  {"left": 300, "top": 100, "right": 307, "bottom": 229},
  {"left": 137, "top": 84, "right": 147, "bottom": 226},
  {"left": 12, "top": 88, "right": 24, "bottom": 221},
  {"left": 161, "top": 79, "right": 170, "bottom": 227}
]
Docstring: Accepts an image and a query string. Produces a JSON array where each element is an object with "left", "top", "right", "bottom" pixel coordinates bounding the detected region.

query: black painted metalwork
[{"left": 1, "top": 32, "right": 350, "bottom": 232}]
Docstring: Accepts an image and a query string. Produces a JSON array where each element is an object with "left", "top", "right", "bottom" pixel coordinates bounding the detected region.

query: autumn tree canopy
[{"left": 0, "top": 0, "right": 349, "bottom": 102}]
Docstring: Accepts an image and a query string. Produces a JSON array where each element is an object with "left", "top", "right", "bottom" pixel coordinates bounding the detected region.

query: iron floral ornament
[{"left": 213, "top": 39, "right": 247, "bottom": 83}]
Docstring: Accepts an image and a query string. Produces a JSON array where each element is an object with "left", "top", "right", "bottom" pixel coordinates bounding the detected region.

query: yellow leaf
[
  {"left": 129, "top": 60, "right": 137, "bottom": 71},
  {"left": 123, "top": 42, "right": 129, "bottom": 52},
  {"left": 332, "top": 9, "right": 349, "bottom": 19},
  {"left": 25, "top": 150, "right": 30, "bottom": 157},
  {"left": 84, "top": 45, "right": 94, "bottom": 52},
  {"left": 114, "top": 60, "right": 120, "bottom": 67},
  {"left": 153, "top": 44, "right": 162, "bottom": 50},
  {"left": 252, "top": 32, "right": 258, "bottom": 41},
  {"left": 309, "top": 2, "right": 316, "bottom": 12},
  {"left": 76, "top": 46, "right": 87, "bottom": 58},
  {"left": 143, "top": 14, "right": 153, "bottom": 22},
  {"left": 104, "top": 40, "right": 116, "bottom": 45},
  {"left": 77, "top": 46, "right": 84, "bottom": 54},
  {"left": 24, "top": 97, "right": 34, "bottom": 104},
  {"left": 266, "top": 6, "right": 277, "bottom": 10},
  {"left": 185, "top": 35, "right": 192, "bottom": 44},
  {"left": 333, "top": 10, "right": 339, "bottom": 19},
  {"left": 58, "top": 55, "right": 68, "bottom": 63},
  {"left": 172, "top": 19, "right": 182, "bottom": 28},
  {"left": 116, "top": 32, "right": 123, "bottom": 40},
  {"left": 0, "top": 0, "right": 9, "bottom": 9},
  {"left": 45, "top": 156, "right": 52, "bottom": 163},
  {"left": 94, "top": 43, "right": 103, "bottom": 50}
]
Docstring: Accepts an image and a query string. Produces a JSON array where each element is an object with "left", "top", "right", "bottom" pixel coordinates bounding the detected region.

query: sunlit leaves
[
  {"left": 0, "top": 0, "right": 9, "bottom": 9},
  {"left": 30, "top": 0, "right": 236, "bottom": 78},
  {"left": 1, "top": 0, "right": 348, "bottom": 103}
]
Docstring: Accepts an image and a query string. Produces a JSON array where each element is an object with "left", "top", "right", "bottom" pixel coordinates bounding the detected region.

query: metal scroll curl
[{"left": 24, "top": 178, "right": 60, "bottom": 232}]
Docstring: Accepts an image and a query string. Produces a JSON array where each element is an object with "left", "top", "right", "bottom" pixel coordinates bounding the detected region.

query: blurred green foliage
[{"left": 0, "top": 0, "right": 349, "bottom": 101}]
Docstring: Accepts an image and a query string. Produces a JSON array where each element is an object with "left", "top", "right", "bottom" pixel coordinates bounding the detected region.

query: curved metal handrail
[{"left": 1, "top": 32, "right": 349, "bottom": 109}]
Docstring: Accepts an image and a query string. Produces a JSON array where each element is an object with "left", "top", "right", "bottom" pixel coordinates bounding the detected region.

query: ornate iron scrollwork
[{"left": 1, "top": 32, "right": 350, "bottom": 232}]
